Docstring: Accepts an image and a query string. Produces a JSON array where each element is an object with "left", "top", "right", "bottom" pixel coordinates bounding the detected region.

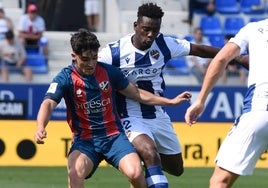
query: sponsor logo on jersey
[
  {"left": 125, "top": 57, "right": 130, "bottom": 64},
  {"left": 76, "top": 89, "right": 82, "bottom": 97},
  {"left": 47, "top": 83, "right": 58, "bottom": 93}
]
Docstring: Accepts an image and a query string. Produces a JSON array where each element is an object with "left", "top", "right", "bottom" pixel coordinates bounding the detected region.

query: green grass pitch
[{"left": 0, "top": 166, "right": 267, "bottom": 187}]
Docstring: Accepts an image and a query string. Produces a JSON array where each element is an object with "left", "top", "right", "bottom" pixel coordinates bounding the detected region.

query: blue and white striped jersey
[{"left": 98, "top": 33, "right": 191, "bottom": 119}]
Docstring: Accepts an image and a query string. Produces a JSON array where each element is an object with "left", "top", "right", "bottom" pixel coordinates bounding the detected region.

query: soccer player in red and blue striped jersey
[{"left": 34, "top": 29, "right": 191, "bottom": 188}]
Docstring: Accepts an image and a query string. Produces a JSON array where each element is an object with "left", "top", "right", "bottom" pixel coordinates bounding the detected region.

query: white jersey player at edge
[{"left": 185, "top": 18, "right": 268, "bottom": 188}]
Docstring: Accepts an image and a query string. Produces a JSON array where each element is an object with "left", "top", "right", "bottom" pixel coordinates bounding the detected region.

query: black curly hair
[
  {"left": 70, "top": 28, "right": 100, "bottom": 56},
  {"left": 137, "top": 3, "right": 164, "bottom": 21}
]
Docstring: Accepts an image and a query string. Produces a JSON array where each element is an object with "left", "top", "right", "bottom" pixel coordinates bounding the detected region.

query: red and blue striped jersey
[{"left": 44, "top": 62, "right": 129, "bottom": 140}]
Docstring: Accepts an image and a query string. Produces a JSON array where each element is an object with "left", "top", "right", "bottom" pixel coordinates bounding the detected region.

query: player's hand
[
  {"left": 34, "top": 128, "right": 47, "bottom": 144},
  {"left": 184, "top": 100, "right": 204, "bottom": 126},
  {"left": 169, "top": 91, "right": 192, "bottom": 106}
]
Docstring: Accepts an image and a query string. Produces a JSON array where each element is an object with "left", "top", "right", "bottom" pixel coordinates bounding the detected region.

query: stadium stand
[
  {"left": 215, "top": 0, "right": 240, "bottom": 14},
  {"left": 199, "top": 16, "right": 222, "bottom": 36},
  {"left": 25, "top": 52, "right": 48, "bottom": 74},
  {"left": 2, "top": 0, "right": 252, "bottom": 85},
  {"left": 223, "top": 16, "right": 245, "bottom": 35},
  {"left": 118, "top": 0, "right": 190, "bottom": 35},
  {"left": 183, "top": 34, "right": 194, "bottom": 42},
  {"left": 165, "top": 56, "right": 189, "bottom": 76},
  {"left": 249, "top": 17, "right": 266, "bottom": 22},
  {"left": 208, "top": 34, "right": 224, "bottom": 48},
  {"left": 240, "top": 0, "right": 265, "bottom": 14}
]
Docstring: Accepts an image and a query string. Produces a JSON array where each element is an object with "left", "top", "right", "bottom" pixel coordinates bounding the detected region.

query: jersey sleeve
[
  {"left": 165, "top": 36, "right": 191, "bottom": 58},
  {"left": 98, "top": 44, "right": 113, "bottom": 65},
  {"left": 229, "top": 23, "right": 251, "bottom": 55},
  {"left": 44, "top": 70, "right": 69, "bottom": 103},
  {"left": 109, "top": 65, "right": 129, "bottom": 90}
]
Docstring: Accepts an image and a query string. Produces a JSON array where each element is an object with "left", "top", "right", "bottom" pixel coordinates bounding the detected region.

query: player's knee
[
  {"left": 209, "top": 175, "right": 218, "bottom": 187},
  {"left": 68, "top": 167, "right": 85, "bottom": 183},
  {"left": 126, "top": 166, "right": 144, "bottom": 182},
  {"left": 209, "top": 174, "right": 228, "bottom": 187}
]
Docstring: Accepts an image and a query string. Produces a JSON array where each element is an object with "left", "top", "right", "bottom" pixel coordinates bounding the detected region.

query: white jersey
[
  {"left": 230, "top": 19, "right": 268, "bottom": 113},
  {"left": 215, "top": 19, "right": 268, "bottom": 175},
  {"left": 98, "top": 33, "right": 190, "bottom": 119}
]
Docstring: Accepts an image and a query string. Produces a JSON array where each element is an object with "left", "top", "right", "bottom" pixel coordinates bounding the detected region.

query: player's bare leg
[
  {"left": 132, "top": 134, "right": 168, "bottom": 187},
  {"left": 68, "top": 150, "right": 93, "bottom": 188},
  {"left": 160, "top": 153, "right": 184, "bottom": 176},
  {"left": 119, "top": 153, "right": 147, "bottom": 188},
  {"left": 209, "top": 166, "right": 239, "bottom": 188}
]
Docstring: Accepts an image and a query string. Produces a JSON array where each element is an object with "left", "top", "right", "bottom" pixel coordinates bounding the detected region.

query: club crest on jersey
[
  {"left": 150, "top": 50, "right": 160, "bottom": 60},
  {"left": 99, "top": 81, "right": 109, "bottom": 92}
]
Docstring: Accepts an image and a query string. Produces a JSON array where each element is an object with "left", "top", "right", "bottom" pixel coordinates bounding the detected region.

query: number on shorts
[{"left": 122, "top": 120, "right": 131, "bottom": 130}]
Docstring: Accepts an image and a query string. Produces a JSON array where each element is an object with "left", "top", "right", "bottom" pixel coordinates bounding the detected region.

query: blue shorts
[{"left": 69, "top": 132, "right": 136, "bottom": 178}]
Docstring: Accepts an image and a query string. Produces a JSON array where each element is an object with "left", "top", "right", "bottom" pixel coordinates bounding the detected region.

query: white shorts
[
  {"left": 215, "top": 111, "right": 268, "bottom": 175},
  {"left": 121, "top": 112, "right": 181, "bottom": 155},
  {"left": 84, "top": 0, "right": 99, "bottom": 15}
]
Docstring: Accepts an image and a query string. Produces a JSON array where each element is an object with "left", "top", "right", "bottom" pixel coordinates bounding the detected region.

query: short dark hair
[
  {"left": 70, "top": 28, "right": 100, "bottom": 56},
  {"left": 5, "top": 30, "right": 14, "bottom": 39},
  {"left": 137, "top": 3, "right": 164, "bottom": 20}
]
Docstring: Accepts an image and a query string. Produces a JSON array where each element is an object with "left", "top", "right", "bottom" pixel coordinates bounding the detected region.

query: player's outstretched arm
[
  {"left": 34, "top": 99, "right": 57, "bottom": 144},
  {"left": 189, "top": 43, "right": 220, "bottom": 58},
  {"left": 119, "top": 82, "right": 191, "bottom": 106},
  {"left": 189, "top": 44, "right": 249, "bottom": 70}
]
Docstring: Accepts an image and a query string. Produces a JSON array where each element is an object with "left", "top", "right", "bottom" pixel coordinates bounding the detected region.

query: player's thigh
[
  {"left": 104, "top": 133, "right": 137, "bottom": 168},
  {"left": 132, "top": 133, "right": 159, "bottom": 165},
  {"left": 121, "top": 117, "right": 158, "bottom": 163},
  {"left": 121, "top": 117, "right": 154, "bottom": 142},
  {"left": 68, "top": 139, "right": 101, "bottom": 179},
  {"left": 68, "top": 150, "right": 94, "bottom": 179},
  {"left": 132, "top": 133, "right": 157, "bottom": 152},
  {"left": 145, "top": 114, "right": 182, "bottom": 154},
  {"left": 216, "top": 111, "right": 268, "bottom": 175}
]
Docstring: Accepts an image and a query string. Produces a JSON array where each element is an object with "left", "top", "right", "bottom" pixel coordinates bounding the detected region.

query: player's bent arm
[
  {"left": 185, "top": 43, "right": 240, "bottom": 126},
  {"left": 119, "top": 82, "right": 191, "bottom": 106},
  {"left": 198, "top": 42, "right": 241, "bottom": 103},
  {"left": 35, "top": 98, "right": 57, "bottom": 144}
]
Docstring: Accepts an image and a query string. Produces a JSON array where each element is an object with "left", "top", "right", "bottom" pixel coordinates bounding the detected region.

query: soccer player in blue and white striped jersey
[{"left": 98, "top": 3, "right": 248, "bottom": 188}]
